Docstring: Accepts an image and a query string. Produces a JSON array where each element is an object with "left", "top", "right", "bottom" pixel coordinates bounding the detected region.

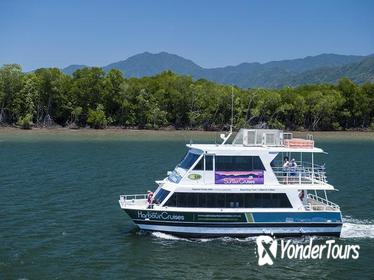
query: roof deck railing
[
  {"left": 232, "top": 129, "right": 314, "bottom": 148},
  {"left": 273, "top": 162, "right": 327, "bottom": 185}
]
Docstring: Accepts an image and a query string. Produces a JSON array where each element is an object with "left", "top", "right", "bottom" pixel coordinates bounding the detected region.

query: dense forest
[{"left": 0, "top": 64, "right": 373, "bottom": 131}]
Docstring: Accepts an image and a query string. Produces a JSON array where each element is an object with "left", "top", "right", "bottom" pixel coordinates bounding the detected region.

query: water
[{"left": 0, "top": 130, "right": 373, "bottom": 279}]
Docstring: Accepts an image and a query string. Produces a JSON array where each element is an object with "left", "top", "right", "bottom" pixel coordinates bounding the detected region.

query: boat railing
[
  {"left": 273, "top": 162, "right": 327, "bottom": 185},
  {"left": 305, "top": 193, "right": 340, "bottom": 211},
  {"left": 119, "top": 194, "right": 147, "bottom": 206},
  {"left": 233, "top": 129, "right": 315, "bottom": 148}
]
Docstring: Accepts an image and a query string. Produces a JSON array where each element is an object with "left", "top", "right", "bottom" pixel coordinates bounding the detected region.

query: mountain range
[{"left": 62, "top": 52, "right": 374, "bottom": 88}]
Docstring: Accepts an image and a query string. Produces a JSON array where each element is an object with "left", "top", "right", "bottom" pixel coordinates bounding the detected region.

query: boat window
[
  {"left": 168, "top": 170, "right": 182, "bottom": 183},
  {"left": 226, "top": 193, "right": 243, "bottom": 208},
  {"left": 178, "top": 151, "right": 201, "bottom": 170},
  {"left": 193, "top": 157, "right": 204, "bottom": 170},
  {"left": 165, "top": 192, "right": 176, "bottom": 206},
  {"left": 205, "top": 155, "right": 213, "bottom": 170},
  {"left": 253, "top": 156, "right": 265, "bottom": 170},
  {"left": 164, "top": 193, "right": 291, "bottom": 208},
  {"left": 193, "top": 155, "right": 213, "bottom": 171},
  {"left": 153, "top": 188, "right": 170, "bottom": 204},
  {"left": 215, "top": 156, "right": 265, "bottom": 171},
  {"left": 187, "top": 193, "right": 199, "bottom": 207}
]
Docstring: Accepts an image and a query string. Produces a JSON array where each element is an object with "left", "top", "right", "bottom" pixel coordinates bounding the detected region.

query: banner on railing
[{"left": 215, "top": 171, "right": 264, "bottom": 184}]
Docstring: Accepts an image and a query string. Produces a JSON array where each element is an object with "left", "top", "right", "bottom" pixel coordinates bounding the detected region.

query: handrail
[
  {"left": 307, "top": 193, "right": 340, "bottom": 210},
  {"left": 119, "top": 194, "right": 148, "bottom": 207},
  {"left": 120, "top": 194, "right": 147, "bottom": 201},
  {"left": 272, "top": 160, "right": 325, "bottom": 169},
  {"left": 273, "top": 164, "right": 327, "bottom": 185},
  {"left": 304, "top": 204, "right": 333, "bottom": 211}
]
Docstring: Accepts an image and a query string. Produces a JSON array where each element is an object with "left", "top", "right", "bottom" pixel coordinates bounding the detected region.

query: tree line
[{"left": 0, "top": 64, "right": 373, "bottom": 130}]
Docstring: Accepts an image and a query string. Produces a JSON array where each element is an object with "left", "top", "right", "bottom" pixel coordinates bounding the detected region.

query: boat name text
[{"left": 137, "top": 211, "right": 185, "bottom": 221}]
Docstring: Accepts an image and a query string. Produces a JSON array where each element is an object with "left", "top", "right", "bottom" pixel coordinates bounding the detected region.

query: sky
[{"left": 0, "top": 0, "right": 373, "bottom": 71}]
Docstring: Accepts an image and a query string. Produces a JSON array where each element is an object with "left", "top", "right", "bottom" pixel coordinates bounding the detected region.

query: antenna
[
  {"left": 230, "top": 86, "right": 234, "bottom": 134},
  {"left": 221, "top": 86, "right": 234, "bottom": 145}
]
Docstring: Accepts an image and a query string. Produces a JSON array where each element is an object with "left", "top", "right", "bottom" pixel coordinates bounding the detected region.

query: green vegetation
[
  {"left": 87, "top": 104, "right": 108, "bottom": 129},
  {"left": 17, "top": 113, "right": 33, "bottom": 129},
  {"left": 0, "top": 64, "right": 373, "bottom": 130}
]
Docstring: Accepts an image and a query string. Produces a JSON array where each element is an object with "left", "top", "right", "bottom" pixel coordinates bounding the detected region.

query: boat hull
[
  {"left": 135, "top": 221, "right": 342, "bottom": 237},
  {"left": 123, "top": 208, "right": 342, "bottom": 237}
]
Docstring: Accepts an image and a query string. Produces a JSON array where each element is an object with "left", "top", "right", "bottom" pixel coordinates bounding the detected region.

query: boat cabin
[{"left": 166, "top": 129, "right": 329, "bottom": 189}]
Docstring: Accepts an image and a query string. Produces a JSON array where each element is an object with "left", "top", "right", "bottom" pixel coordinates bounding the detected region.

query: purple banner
[{"left": 215, "top": 171, "right": 264, "bottom": 184}]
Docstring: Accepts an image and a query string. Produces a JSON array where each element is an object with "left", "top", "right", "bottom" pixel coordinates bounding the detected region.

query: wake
[
  {"left": 150, "top": 217, "right": 374, "bottom": 241},
  {"left": 341, "top": 217, "right": 374, "bottom": 239},
  {"left": 151, "top": 231, "right": 256, "bottom": 242}
]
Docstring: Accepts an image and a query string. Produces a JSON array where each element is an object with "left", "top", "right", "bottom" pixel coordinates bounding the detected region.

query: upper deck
[
  {"left": 164, "top": 129, "right": 333, "bottom": 190},
  {"left": 189, "top": 129, "right": 322, "bottom": 154},
  {"left": 187, "top": 144, "right": 324, "bottom": 154}
]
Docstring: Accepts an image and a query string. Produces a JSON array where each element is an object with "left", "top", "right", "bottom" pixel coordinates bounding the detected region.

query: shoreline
[{"left": 0, "top": 126, "right": 373, "bottom": 139}]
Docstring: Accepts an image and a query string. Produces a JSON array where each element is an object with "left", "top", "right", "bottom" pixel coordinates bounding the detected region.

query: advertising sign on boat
[{"left": 215, "top": 171, "right": 264, "bottom": 184}]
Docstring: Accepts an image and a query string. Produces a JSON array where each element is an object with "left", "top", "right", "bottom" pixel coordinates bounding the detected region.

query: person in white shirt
[{"left": 282, "top": 157, "right": 290, "bottom": 183}]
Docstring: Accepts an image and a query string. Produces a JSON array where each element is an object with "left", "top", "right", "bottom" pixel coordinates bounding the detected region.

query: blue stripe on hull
[
  {"left": 137, "top": 223, "right": 342, "bottom": 237},
  {"left": 252, "top": 212, "right": 342, "bottom": 223}
]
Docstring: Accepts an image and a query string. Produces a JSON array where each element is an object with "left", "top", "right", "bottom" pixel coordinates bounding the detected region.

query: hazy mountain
[
  {"left": 286, "top": 56, "right": 374, "bottom": 86},
  {"left": 263, "top": 53, "right": 367, "bottom": 73},
  {"left": 103, "top": 52, "right": 203, "bottom": 77},
  {"left": 62, "top": 64, "right": 87, "bottom": 75},
  {"left": 61, "top": 52, "right": 374, "bottom": 88}
]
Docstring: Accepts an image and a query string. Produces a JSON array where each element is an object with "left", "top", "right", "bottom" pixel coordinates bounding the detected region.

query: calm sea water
[{"left": 0, "top": 130, "right": 373, "bottom": 279}]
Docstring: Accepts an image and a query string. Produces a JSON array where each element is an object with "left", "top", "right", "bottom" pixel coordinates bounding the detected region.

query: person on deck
[
  {"left": 147, "top": 190, "right": 154, "bottom": 208},
  {"left": 282, "top": 157, "right": 290, "bottom": 184},
  {"left": 290, "top": 159, "right": 298, "bottom": 183}
]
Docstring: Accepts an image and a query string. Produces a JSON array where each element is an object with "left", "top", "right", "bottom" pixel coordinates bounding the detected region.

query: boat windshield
[
  {"left": 177, "top": 150, "right": 202, "bottom": 170},
  {"left": 153, "top": 188, "right": 170, "bottom": 205}
]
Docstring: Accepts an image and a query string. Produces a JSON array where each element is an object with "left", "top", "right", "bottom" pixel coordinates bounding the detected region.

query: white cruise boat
[{"left": 119, "top": 129, "right": 342, "bottom": 237}]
